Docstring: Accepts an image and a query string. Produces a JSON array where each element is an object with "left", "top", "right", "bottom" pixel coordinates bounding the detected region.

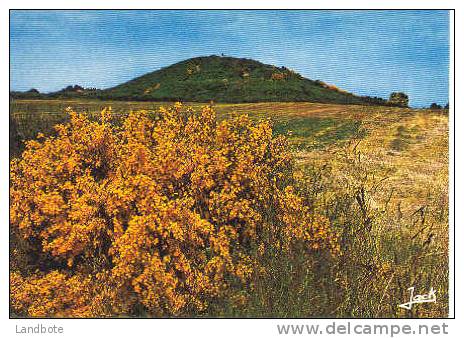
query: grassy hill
[
  {"left": 101, "top": 55, "right": 372, "bottom": 104},
  {"left": 11, "top": 56, "right": 392, "bottom": 105}
]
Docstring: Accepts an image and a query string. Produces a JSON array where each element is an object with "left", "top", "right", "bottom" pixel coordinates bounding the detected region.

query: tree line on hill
[{"left": 429, "top": 102, "right": 449, "bottom": 110}]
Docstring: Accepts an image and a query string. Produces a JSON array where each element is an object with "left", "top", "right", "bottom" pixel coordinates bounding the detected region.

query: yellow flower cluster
[
  {"left": 10, "top": 103, "right": 338, "bottom": 317},
  {"left": 10, "top": 271, "right": 93, "bottom": 317}
]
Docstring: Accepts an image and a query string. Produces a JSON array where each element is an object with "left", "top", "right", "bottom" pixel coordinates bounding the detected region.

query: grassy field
[{"left": 10, "top": 99, "right": 449, "bottom": 318}]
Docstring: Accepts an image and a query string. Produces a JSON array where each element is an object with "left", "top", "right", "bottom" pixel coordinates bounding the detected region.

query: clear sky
[{"left": 10, "top": 10, "right": 450, "bottom": 107}]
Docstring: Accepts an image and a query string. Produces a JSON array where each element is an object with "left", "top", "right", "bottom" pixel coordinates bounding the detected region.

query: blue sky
[{"left": 10, "top": 10, "right": 449, "bottom": 107}]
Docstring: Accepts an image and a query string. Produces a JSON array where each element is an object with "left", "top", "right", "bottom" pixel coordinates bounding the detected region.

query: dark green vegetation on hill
[
  {"left": 11, "top": 56, "right": 395, "bottom": 106},
  {"left": 101, "top": 56, "right": 369, "bottom": 104}
]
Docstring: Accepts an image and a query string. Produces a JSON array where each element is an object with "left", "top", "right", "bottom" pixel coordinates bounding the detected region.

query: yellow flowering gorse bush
[{"left": 10, "top": 103, "right": 338, "bottom": 317}]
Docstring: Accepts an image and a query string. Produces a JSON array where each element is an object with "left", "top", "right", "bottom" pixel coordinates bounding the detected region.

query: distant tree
[
  {"left": 430, "top": 103, "right": 442, "bottom": 110},
  {"left": 27, "top": 88, "right": 40, "bottom": 94},
  {"left": 388, "top": 92, "right": 409, "bottom": 107},
  {"left": 445, "top": 103, "right": 449, "bottom": 109}
]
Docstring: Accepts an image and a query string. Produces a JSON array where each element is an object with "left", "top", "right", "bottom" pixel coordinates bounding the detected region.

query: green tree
[
  {"left": 430, "top": 103, "right": 442, "bottom": 110},
  {"left": 388, "top": 92, "right": 409, "bottom": 107}
]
